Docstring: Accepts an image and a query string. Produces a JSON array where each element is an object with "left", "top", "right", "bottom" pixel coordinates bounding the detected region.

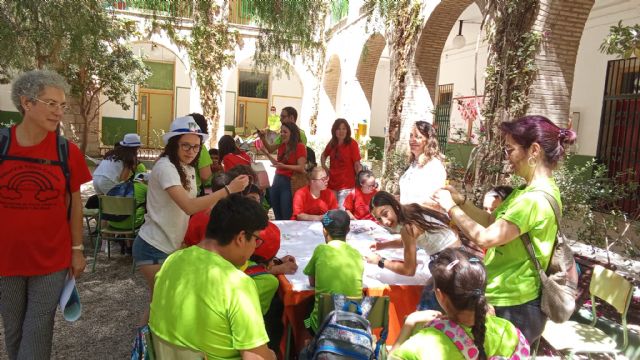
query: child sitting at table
[
  {"left": 292, "top": 166, "right": 338, "bottom": 221},
  {"left": 391, "top": 248, "right": 529, "bottom": 360},
  {"left": 344, "top": 169, "right": 379, "bottom": 221},
  {"left": 303, "top": 210, "right": 364, "bottom": 334},
  {"left": 183, "top": 172, "right": 229, "bottom": 246}
]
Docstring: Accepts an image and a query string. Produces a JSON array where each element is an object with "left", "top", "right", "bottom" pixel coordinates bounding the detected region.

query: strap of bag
[
  {"left": 520, "top": 190, "right": 562, "bottom": 274},
  {"left": 430, "top": 319, "right": 477, "bottom": 360}
]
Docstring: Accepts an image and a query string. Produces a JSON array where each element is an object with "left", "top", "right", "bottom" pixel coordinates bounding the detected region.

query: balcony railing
[
  {"left": 228, "top": 0, "right": 257, "bottom": 26},
  {"left": 105, "top": 0, "right": 193, "bottom": 18}
]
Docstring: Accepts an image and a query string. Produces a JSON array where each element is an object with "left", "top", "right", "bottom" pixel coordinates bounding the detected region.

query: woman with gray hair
[{"left": 0, "top": 70, "right": 92, "bottom": 359}]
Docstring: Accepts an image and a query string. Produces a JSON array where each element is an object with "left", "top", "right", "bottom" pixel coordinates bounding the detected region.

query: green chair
[
  {"left": 92, "top": 195, "right": 138, "bottom": 272},
  {"left": 317, "top": 294, "right": 391, "bottom": 359},
  {"left": 541, "top": 265, "right": 634, "bottom": 359}
]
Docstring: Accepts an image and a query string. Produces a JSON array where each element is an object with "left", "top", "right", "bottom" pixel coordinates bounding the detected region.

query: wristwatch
[{"left": 377, "top": 257, "right": 386, "bottom": 269}]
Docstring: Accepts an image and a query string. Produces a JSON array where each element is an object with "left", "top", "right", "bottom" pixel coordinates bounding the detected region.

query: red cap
[{"left": 253, "top": 222, "right": 281, "bottom": 261}]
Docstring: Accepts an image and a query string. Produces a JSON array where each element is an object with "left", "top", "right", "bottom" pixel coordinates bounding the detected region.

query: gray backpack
[{"left": 301, "top": 295, "right": 384, "bottom": 360}]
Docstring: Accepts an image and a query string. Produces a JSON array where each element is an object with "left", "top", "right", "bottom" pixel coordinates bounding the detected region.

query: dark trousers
[
  {"left": 495, "top": 297, "right": 547, "bottom": 344},
  {"left": 264, "top": 294, "right": 285, "bottom": 355},
  {"left": 270, "top": 174, "right": 292, "bottom": 220}
]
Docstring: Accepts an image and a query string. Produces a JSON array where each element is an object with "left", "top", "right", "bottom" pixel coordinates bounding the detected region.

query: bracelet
[
  {"left": 224, "top": 185, "right": 231, "bottom": 195},
  {"left": 448, "top": 205, "right": 460, "bottom": 217},
  {"left": 72, "top": 244, "right": 84, "bottom": 251}
]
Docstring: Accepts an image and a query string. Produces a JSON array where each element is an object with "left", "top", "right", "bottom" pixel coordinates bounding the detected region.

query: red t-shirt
[
  {"left": 183, "top": 209, "right": 210, "bottom": 247},
  {"left": 291, "top": 185, "right": 338, "bottom": 220},
  {"left": 323, "top": 140, "right": 361, "bottom": 190},
  {"left": 0, "top": 127, "right": 92, "bottom": 276},
  {"left": 276, "top": 142, "right": 306, "bottom": 178},
  {"left": 343, "top": 188, "right": 378, "bottom": 221},
  {"left": 222, "top": 151, "right": 251, "bottom": 172}
]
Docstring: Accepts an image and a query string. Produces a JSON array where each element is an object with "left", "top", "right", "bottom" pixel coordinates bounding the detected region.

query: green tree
[{"left": 0, "top": 0, "right": 149, "bottom": 153}]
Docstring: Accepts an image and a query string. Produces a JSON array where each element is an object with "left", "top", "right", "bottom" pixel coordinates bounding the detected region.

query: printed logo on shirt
[{"left": 0, "top": 163, "right": 63, "bottom": 211}]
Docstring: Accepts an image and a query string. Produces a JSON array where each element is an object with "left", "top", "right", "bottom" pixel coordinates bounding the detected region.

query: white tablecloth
[{"left": 274, "top": 220, "right": 431, "bottom": 291}]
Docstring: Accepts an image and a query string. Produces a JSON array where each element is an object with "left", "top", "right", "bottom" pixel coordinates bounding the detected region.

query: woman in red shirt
[
  {"left": 218, "top": 134, "right": 251, "bottom": 171},
  {"left": 260, "top": 122, "right": 306, "bottom": 220},
  {"left": 344, "top": 169, "right": 378, "bottom": 221},
  {"left": 321, "top": 118, "right": 362, "bottom": 210},
  {"left": 292, "top": 167, "right": 338, "bottom": 220}
]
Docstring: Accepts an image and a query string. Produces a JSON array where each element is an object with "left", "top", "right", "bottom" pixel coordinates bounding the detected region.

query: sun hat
[
  {"left": 162, "top": 115, "right": 209, "bottom": 145},
  {"left": 119, "top": 133, "right": 141, "bottom": 147},
  {"left": 253, "top": 222, "right": 281, "bottom": 262}
]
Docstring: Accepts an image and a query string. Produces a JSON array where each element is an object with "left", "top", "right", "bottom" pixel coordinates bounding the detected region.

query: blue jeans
[
  {"left": 495, "top": 297, "right": 547, "bottom": 344},
  {"left": 270, "top": 174, "right": 292, "bottom": 220}
]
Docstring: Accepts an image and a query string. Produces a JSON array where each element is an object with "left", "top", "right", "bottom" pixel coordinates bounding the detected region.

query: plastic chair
[
  {"left": 92, "top": 195, "right": 138, "bottom": 272},
  {"left": 318, "top": 294, "right": 390, "bottom": 359},
  {"left": 151, "top": 332, "right": 207, "bottom": 360},
  {"left": 541, "top": 265, "right": 633, "bottom": 359}
]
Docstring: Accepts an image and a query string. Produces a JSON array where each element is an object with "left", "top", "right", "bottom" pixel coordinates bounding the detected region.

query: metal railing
[
  {"left": 228, "top": 0, "right": 256, "bottom": 25},
  {"left": 105, "top": 0, "right": 193, "bottom": 18}
]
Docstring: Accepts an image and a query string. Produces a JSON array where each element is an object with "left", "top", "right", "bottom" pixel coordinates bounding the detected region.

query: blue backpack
[{"left": 102, "top": 178, "right": 145, "bottom": 222}]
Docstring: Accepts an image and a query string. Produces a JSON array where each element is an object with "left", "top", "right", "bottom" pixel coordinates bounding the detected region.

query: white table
[{"left": 273, "top": 220, "right": 432, "bottom": 291}]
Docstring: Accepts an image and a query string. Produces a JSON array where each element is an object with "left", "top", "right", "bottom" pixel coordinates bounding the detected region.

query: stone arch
[
  {"left": 414, "top": 0, "right": 478, "bottom": 103},
  {"left": 323, "top": 55, "right": 341, "bottom": 111},
  {"left": 356, "top": 33, "right": 386, "bottom": 107},
  {"left": 527, "top": 0, "right": 595, "bottom": 124}
]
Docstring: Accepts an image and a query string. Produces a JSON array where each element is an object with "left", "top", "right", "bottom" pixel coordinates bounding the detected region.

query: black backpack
[{"left": 0, "top": 127, "right": 71, "bottom": 219}]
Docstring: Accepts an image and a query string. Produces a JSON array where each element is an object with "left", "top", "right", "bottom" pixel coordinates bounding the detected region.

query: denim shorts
[{"left": 132, "top": 235, "right": 169, "bottom": 266}]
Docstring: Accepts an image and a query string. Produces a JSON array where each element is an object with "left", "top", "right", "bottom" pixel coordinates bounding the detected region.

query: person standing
[
  {"left": 321, "top": 118, "right": 362, "bottom": 209},
  {"left": 0, "top": 70, "right": 92, "bottom": 359},
  {"left": 258, "top": 106, "right": 307, "bottom": 152}
]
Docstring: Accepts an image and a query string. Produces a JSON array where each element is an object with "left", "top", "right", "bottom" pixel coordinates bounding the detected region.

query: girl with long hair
[
  {"left": 218, "top": 134, "right": 251, "bottom": 171},
  {"left": 259, "top": 121, "right": 306, "bottom": 220},
  {"left": 320, "top": 118, "right": 362, "bottom": 209},
  {"left": 391, "top": 249, "right": 530, "bottom": 360},
  {"left": 133, "top": 116, "right": 249, "bottom": 323},
  {"left": 93, "top": 133, "right": 141, "bottom": 194},
  {"left": 399, "top": 121, "right": 446, "bottom": 208},
  {"left": 433, "top": 115, "right": 577, "bottom": 343}
]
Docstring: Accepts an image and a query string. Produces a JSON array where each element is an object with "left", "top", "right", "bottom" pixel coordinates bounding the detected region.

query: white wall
[
  {"left": 570, "top": 0, "right": 640, "bottom": 156},
  {"left": 370, "top": 48, "right": 391, "bottom": 138}
]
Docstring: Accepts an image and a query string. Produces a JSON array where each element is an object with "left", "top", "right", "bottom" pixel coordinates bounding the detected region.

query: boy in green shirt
[
  {"left": 304, "top": 210, "right": 364, "bottom": 333},
  {"left": 149, "top": 195, "right": 275, "bottom": 360}
]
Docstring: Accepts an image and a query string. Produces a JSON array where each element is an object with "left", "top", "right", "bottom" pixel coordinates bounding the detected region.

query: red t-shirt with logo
[
  {"left": 322, "top": 140, "right": 361, "bottom": 191},
  {"left": 291, "top": 185, "right": 338, "bottom": 220},
  {"left": 0, "top": 126, "right": 92, "bottom": 276},
  {"left": 276, "top": 142, "right": 306, "bottom": 178},
  {"left": 222, "top": 151, "right": 251, "bottom": 172},
  {"left": 343, "top": 187, "right": 378, "bottom": 221}
]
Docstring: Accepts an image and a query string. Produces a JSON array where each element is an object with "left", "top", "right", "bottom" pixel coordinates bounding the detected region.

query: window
[{"left": 238, "top": 71, "right": 269, "bottom": 99}]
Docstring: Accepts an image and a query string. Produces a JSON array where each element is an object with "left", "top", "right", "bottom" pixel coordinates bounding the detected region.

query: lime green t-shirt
[
  {"left": 196, "top": 146, "right": 213, "bottom": 188},
  {"left": 268, "top": 114, "right": 281, "bottom": 131},
  {"left": 245, "top": 260, "right": 279, "bottom": 315},
  {"left": 149, "top": 246, "right": 269, "bottom": 359},
  {"left": 391, "top": 316, "right": 521, "bottom": 360},
  {"left": 485, "top": 177, "right": 561, "bottom": 307},
  {"left": 108, "top": 181, "right": 147, "bottom": 230},
  {"left": 303, "top": 240, "right": 364, "bottom": 331},
  {"left": 275, "top": 128, "right": 308, "bottom": 146}
]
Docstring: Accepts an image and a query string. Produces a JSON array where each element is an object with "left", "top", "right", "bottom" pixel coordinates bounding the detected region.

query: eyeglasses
[
  {"left": 251, "top": 233, "right": 264, "bottom": 248},
  {"left": 33, "top": 98, "right": 69, "bottom": 113},
  {"left": 179, "top": 143, "right": 201, "bottom": 153},
  {"left": 312, "top": 176, "right": 329, "bottom": 182}
]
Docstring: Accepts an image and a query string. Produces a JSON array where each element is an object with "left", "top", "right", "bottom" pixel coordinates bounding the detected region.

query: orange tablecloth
[{"left": 278, "top": 274, "right": 423, "bottom": 358}]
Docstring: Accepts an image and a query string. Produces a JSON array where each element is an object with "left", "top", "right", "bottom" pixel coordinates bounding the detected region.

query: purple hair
[{"left": 500, "top": 115, "right": 577, "bottom": 167}]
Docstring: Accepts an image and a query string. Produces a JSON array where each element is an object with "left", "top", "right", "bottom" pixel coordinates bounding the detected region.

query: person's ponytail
[{"left": 472, "top": 293, "right": 488, "bottom": 360}]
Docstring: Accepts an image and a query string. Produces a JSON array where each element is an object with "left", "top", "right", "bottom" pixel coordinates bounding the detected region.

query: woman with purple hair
[{"left": 433, "top": 115, "right": 576, "bottom": 344}]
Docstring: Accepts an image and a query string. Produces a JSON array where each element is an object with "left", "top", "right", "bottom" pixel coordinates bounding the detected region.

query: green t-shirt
[
  {"left": 275, "top": 128, "right": 308, "bottom": 146},
  {"left": 485, "top": 177, "right": 561, "bottom": 307},
  {"left": 268, "top": 115, "right": 280, "bottom": 131},
  {"left": 196, "top": 146, "right": 213, "bottom": 188},
  {"left": 135, "top": 162, "right": 147, "bottom": 174},
  {"left": 108, "top": 181, "right": 147, "bottom": 230},
  {"left": 391, "top": 316, "right": 521, "bottom": 360},
  {"left": 149, "top": 246, "right": 269, "bottom": 359},
  {"left": 246, "top": 260, "right": 279, "bottom": 315},
  {"left": 303, "top": 240, "right": 364, "bottom": 331}
]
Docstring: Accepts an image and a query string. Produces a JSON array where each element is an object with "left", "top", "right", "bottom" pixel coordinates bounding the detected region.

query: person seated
[
  {"left": 209, "top": 148, "right": 223, "bottom": 175},
  {"left": 482, "top": 185, "right": 514, "bottom": 213},
  {"left": 292, "top": 167, "right": 338, "bottom": 221},
  {"left": 219, "top": 134, "right": 252, "bottom": 172},
  {"left": 344, "top": 169, "right": 379, "bottom": 221},
  {"left": 304, "top": 210, "right": 364, "bottom": 334},
  {"left": 107, "top": 172, "right": 148, "bottom": 242},
  {"left": 149, "top": 195, "right": 275, "bottom": 359},
  {"left": 93, "top": 133, "right": 141, "bottom": 194},
  {"left": 183, "top": 172, "right": 229, "bottom": 247},
  {"left": 391, "top": 248, "right": 529, "bottom": 360}
]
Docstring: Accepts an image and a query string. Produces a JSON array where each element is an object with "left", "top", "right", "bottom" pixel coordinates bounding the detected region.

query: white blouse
[{"left": 399, "top": 158, "right": 447, "bottom": 205}]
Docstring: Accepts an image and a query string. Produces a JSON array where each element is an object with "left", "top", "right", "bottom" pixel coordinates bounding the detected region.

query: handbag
[
  {"left": 521, "top": 191, "right": 579, "bottom": 323},
  {"left": 250, "top": 161, "right": 270, "bottom": 190}
]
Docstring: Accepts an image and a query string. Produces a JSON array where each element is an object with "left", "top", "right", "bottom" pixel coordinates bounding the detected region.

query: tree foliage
[{"left": 0, "top": 0, "right": 150, "bottom": 152}]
